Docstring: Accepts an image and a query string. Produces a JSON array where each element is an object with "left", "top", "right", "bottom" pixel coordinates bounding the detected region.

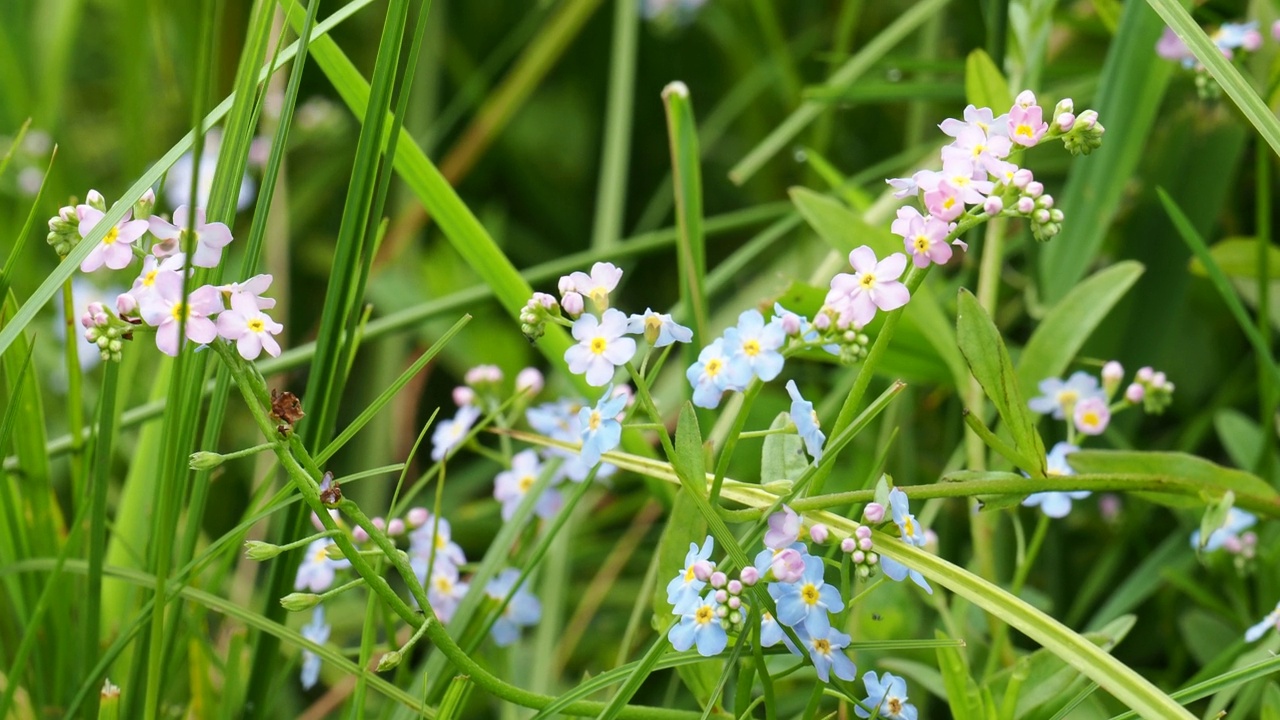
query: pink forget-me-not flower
[
  {"left": 148, "top": 206, "right": 234, "bottom": 268},
  {"left": 565, "top": 308, "right": 636, "bottom": 386},
  {"left": 137, "top": 273, "right": 223, "bottom": 356},
  {"left": 825, "top": 246, "right": 911, "bottom": 329},
  {"left": 78, "top": 206, "right": 149, "bottom": 273}
]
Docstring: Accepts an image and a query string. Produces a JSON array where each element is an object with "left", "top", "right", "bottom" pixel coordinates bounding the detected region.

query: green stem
[
  {"left": 709, "top": 380, "right": 763, "bottom": 504},
  {"left": 1257, "top": 139, "right": 1274, "bottom": 481},
  {"left": 60, "top": 280, "right": 85, "bottom": 497}
]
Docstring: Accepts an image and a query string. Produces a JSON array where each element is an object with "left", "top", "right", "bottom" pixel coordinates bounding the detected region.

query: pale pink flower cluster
[{"left": 60, "top": 189, "right": 284, "bottom": 360}]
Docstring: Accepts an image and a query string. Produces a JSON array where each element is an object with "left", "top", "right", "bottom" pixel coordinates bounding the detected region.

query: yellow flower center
[
  {"left": 743, "top": 339, "right": 761, "bottom": 357},
  {"left": 312, "top": 547, "right": 328, "bottom": 563},
  {"left": 859, "top": 274, "right": 876, "bottom": 289},
  {"left": 951, "top": 174, "right": 970, "bottom": 187},
  {"left": 812, "top": 638, "right": 831, "bottom": 654},
  {"left": 1057, "top": 389, "right": 1079, "bottom": 407},
  {"left": 694, "top": 605, "right": 714, "bottom": 624},
  {"left": 247, "top": 318, "right": 265, "bottom": 333},
  {"left": 590, "top": 337, "right": 608, "bottom": 354},
  {"left": 976, "top": 120, "right": 989, "bottom": 131},
  {"left": 435, "top": 535, "right": 447, "bottom": 550},
  {"left": 705, "top": 358, "right": 722, "bottom": 377},
  {"left": 518, "top": 475, "right": 535, "bottom": 492},
  {"left": 684, "top": 565, "right": 697, "bottom": 582},
  {"left": 170, "top": 302, "right": 189, "bottom": 322},
  {"left": 1081, "top": 410, "right": 1100, "bottom": 426},
  {"left": 800, "top": 583, "right": 820, "bottom": 605},
  {"left": 102, "top": 226, "right": 120, "bottom": 245},
  {"left": 942, "top": 196, "right": 957, "bottom": 210},
  {"left": 903, "top": 517, "right": 915, "bottom": 537},
  {"left": 588, "top": 410, "right": 602, "bottom": 431},
  {"left": 645, "top": 315, "right": 663, "bottom": 333},
  {"left": 913, "top": 235, "right": 930, "bottom": 253},
  {"left": 887, "top": 698, "right": 903, "bottom": 714},
  {"left": 972, "top": 143, "right": 985, "bottom": 158},
  {"left": 1015, "top": 123, "right": 1034, "bottom": 138},
  {"left": 435, "top": 576, "right": 453, "bottom": 593},
  {"left": 142, "top": 269, "right": 158, "bottom": 287}
]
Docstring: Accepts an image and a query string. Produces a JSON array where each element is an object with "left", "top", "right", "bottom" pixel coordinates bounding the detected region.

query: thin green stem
[
  {"left": 710, "top": 380, "right": 763, "bottom": 504},
  {"left": 60, "top": 280, "right": 85, "bottom": 495},
  {"left": 1257, "top": 139, "right": 1274, "bottom": 480}
]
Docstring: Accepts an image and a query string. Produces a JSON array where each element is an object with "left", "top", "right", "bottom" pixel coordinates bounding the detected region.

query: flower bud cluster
[
  {"left": 81, "top": 301, "right": 135, "bottom": 362},
  {"left": 519, "top": 292, "right": 560, "bottom": 341},
  {"left": 1129, "top": 365, "right": 1175, "bottom": 414}
]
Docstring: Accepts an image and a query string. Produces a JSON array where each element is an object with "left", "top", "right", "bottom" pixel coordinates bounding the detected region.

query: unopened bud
[
  {"left": 557, "top": 275, "right": 576, "bottom": 296},
  {"left": 1016, "top": 197, "right": 1035, "bottom": 214},
  {"left": 323, "top": 543, "right": 345, "bottom": 561},
  {"left": 452, "top": 386, "right": 475, "bottom": 407},
  {"left": 714, "top": 589, "right": 728, "bottom": 603},
  {"left": 983, "top": 196, "right": 1003, "bottom": 216},
  {"left": 133, "top": 188, "right": 156, "bottom": 218},
  {"left": 1025, "top": 181, "right": 1044, "bottom": 198},
  {"left": 86, "top": 189, "right": 106, "bottom": 211},
  {"left": 1057, "top": 112, "right": 1076, "bottom": 132},
  {"left": 280, "top": 592, "right": 322, "bottom": 611},
  {"left": 727, "top": 579, "right": 742, "bottom": 595},
  {"left": 407, "top": 507, "right": 430, "bottom": 527},
  {"left": 376, "top": 651, "right": 403, "bottom": 672},
  {"left": 692, "top": 560, "right": 714, "bottom": 581},
  {"left": 780, "top": 313, "right": 801, "bottom": 336},
  {"left": 387, "top": 518, "right": 405, "bottom": 536},
  {"left": 1012, "top": 169, "right": 1034, "bottom": 188},
  {"left": 841, "top": 537, "right": 857, "bottom": 553},
  {"left": 516, "top": 367, "right": 544, "bottom": 395},
  {"left": 244, "top": 540, "right": 283, "bottom": 560},
  {"left": 1014, "top": 90, "right": 1037, "bottom": 108},
  {"left": 116, "top": 292, "right": 138, "bottom": 316},
  {"left": 809, "top": 524, "right": 829, "bottom": 544},
  {"left": 862, "top": 503, "right": 885, "bottom": 524},
  {"left": 189, "top": 451, "right": 226, "bottom": 471},
  {"left": 710, "top": 571, "right": 727, "bottom": 589},
  {"left": 561, "top": 291, "right": 584, "bottom": 317},
  {"left": 738, "top": 567, "right": 759, "bottom": 586}
]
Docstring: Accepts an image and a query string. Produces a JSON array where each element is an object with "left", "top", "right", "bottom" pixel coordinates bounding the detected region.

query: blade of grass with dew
[
  {"left": 727, "top": 0, "right": 951, "bottom": 185},
  {"left": 590, "top": 0, "right": 638, "bottom": 250},
  {"left": 1160, "top": 187, "right": 1280, "bottom": 387},
  {"left": 1038, "top": 0, "right": 1172, "bottom": 303},
  {"left": 0, "top": 0, "right": 377, "bottom": 357},
  {"left": 662, "top": 81, "right": 709, "bottom": 350}
]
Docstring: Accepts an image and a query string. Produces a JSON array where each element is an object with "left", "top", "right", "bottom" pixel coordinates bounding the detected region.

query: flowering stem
[
  {"left": 812, "top": 265, "right": 932, "bottom": 495},
  {"left": 709, "top": 380, "right": 764, "bottom": 504}
]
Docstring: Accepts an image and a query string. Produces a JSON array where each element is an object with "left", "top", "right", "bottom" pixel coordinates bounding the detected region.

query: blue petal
[
  {"left": 695, "top": 624, "right": 728, "bottom": 656},
  {"left": 775, "top": 594, "right": 806, "bottom": 626},
  {"left": 668, "top": 618, "right": 696, "bottom": 651},
  {"left": 803, "top": 606, "right": 830, "bottom": 637}
]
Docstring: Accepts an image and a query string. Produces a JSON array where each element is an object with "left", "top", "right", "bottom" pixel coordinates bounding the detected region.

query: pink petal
[
  {"left": 217, "top": 311, "right": 248, "bottom": 339},
  {"left": 237, "top": 333, "right": 264, "bottom": 360},
  {"left": 570, "top": 314, "right": 599, "bottom": 341},
  {"left": 872, "top": 281, "right": 910, "bottom": 312},
  {"left": 156, "top": 321, "right": 180, "bottom": 356},
  {"left": 80, "top": 246, "right": 106, "bottom": 273},
  {"left": 103, "top": 243, "right": 134, "bottom": 270},
  {"left": 849, "top": 293, "right": 877, "bottom": 327},
  {"left": 191, "top": 241, "right": 223, "bottom": 268},
  {"left": 187, "top": 317, "right": 218, "bottom": 344},
  {"left": 172, "top": 206, "right": 191, "bottom": 228},
  {"left": 875, "top": 252, "right": 907, "bottom": 281},
  {"left": 848, "top": 246, "right": 878, "bottom": 274},
  {"left": 200, "top": 222, "right": 233, "bottom": 248},
  {"left": 117, "top": 219, "right": 149, "bottom": 244},
  {"left": 149, "top": 216, "right": 180, "bottom": 240},
  {"left": 261, "top": 333, "right": 281, "bottom": 358}
]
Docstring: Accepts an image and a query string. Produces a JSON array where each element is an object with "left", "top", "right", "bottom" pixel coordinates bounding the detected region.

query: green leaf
[
  {"left": 1197, "top": 491, "right": 1235, "bottom": 552},
  {"left": 1067, "top": 450, "right": 1278, "bottom": 511},
  {"left": 992, "top": 615, "right": 1136, "bottom": 716},
  {"left": 1261, "top": 683, "right": 1280, "bottom": 720},
  {"left": 663, "top": 82, "right": 709, "bottom": 349},
  {"left": 964, "top": 49, "right": 1012, "bottom": 112},
  {"left": 789, "top": 186, "right": 898, "bottom": 257},
  {"left": 675, "top": 402, "right": 708, "bottom": 494},
  {"left": 1016, "top": 261, "right": 1144, "bottom": 401},
  {"left": 1188, "top": 237, "right": 1280, "bottom": 280},
  {"left": 956, "top": 288, "right": 1046, "bottom": 473},
  {"left": 936, "top": 630, "right": 987, "bottom": 719},
  {"left": 761, "top": 412, "right": 808, "bottom": 484}
]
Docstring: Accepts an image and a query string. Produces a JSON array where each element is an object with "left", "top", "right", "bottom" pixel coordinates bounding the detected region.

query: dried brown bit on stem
[
  {"left": 318, "top": 471, "right": 341, "bottom": 506},
  {"left": 270, "top": 389, "right": 305, "bottom": 435}
]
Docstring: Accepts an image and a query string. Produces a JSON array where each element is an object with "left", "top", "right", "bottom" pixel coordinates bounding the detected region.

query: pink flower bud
[
  {"left": 1025, "top": 181, "right": 1044, "bottom": 198},
  {"left": 851, "top": 550, "right": 865, "bottom": 564},
  {"left": 1014, "top": 90, "right": 1037, "bottom": 108},
  {"left": 727, "top": 579, "right": 742, "bottom": 595},
  {"left": 738, "top": 566, "right": 759, "bottom": 586},
  {"left": 465, "top": 365, "right": 502, "bottom": 385},
  {"left": 714, "top": 589, "right": 728, "bottom": 603},
  {"left": 1053, "top": 98, "right": 1075, "bottom": 117},
  {"left": 809, "top": 524, "right": 828, "bottom": 544},
  {"left": 353, "top": 526, "right": 369, "bottom": 543},
  {"left": 1151, "top": 371, "right": 1167, "bottom": 387},
  {"left": 858, "top": 537, "right": 873, "bottom": 552},
  {"left": 611, "top": 384, "right": 635, "bottom": 409},
  {"left": 692, "top": 560, "right": 714, "bottom": 582},
  {"left": 116, "top": 292, "right": 138, "bottom": 316},
  {"left": 1125, "top": 382, "right": 1145, "bottom": 403},
  {"left": 840, "top": 537, "right": 857, "bottom": 553},
  {"left": 1099, "top": 494, "right": 1122, "bottom": 522},
  {"left": 557, "top": 275, "right": 576, "bottom": 296},
  {"left": 1223, "top": 536, "right": 1243, "bottom": 554},
  {"left": 452, "top": 386, "right": 475, "bottom": 408},
  {"left": 983, "top": 196, "right": 1004, "bottom": 215},
  {"left": 372, "top": 517, "right": 386, "bottom": 532},
  {"left": 1076, "top": 109, "right": 1099, "bottom": 130},
  {"left": 855, "top": 525, "right": 872, "bottom": 539},
  {"left": 407, "top": 507, "right": 429, "bottom": 527},
  {"left": 813, "top": 312, "right": 831, "bottom": 331},
  {"left": 1244, "top": 29, "right": 1263, "bottom": 51},
  {"left": 862, "top": 502, "right": 885, "bottom": 524},
  {"left": 1273, "top": 19, "right": 1280, "bottom": 41},
  {"left": 1012, "top": 168, "right": 1034, "bottom": 188},
  {"left": 764, "top": 505, "right": 801, "bottom": 549},
  {"left": 86, "top": 189, "right": 105, "bottom": 207},
  {"left": 387, "top": 518, "right": 405, "bottom": 536},
  {"left": 561, "top": 291, "right": 584, "bottom": 317},
  {"left": 1057, "top": 112, "right": 1076, "bottom": 132},
  {"left": 866, "top": 552, "right": 878, "bottom": 565},
  {"left": 516, "top": 367, "right": 544, "bottom": 395},
  {"left": 531, "top": 291, "right": 557, "bottom": 310},
  {"left": 709, "top": 571, "right": 727, "bottom": 589},
  {"left": 1102, "top": 361, "right": 1123, "bottom": 383},
  {"left": 770, "top": 549, "right": 805, "bottom": 584},
  {"left": 140, "top": 188, "right": 156, "bottom": 205},
  {"left": 780, "top": 313, "right": 801, "bottom": 336},
  {"left": 1136, "top": 366, "right": 1154, "bottom": 383},
  {"left": 1016, "top": 197, "right": 1036, "bottom": 214},
  {"left": 728, "top": 596, "right": 741, "bottom": 609},
  {"left": 80, "top": 311, "right": 94, "bottom": 329}
]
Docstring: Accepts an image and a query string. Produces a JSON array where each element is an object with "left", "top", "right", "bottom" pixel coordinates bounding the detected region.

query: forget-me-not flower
[
  {"left": 1245, "top": 601, "right": 1280, "bottom": 642},
  {"left": 880, "top": 488, "right": 933, "bottom": 594},
  {"left": 408, "top": 514, "right": 467, "bottom": 571},
  {"left": 667, "top": 535, "right": 714, "bottom": 607},
  {"left": 854, "top": 671, "right": 917, "bottom": 719},
  {"left": 801, "top": 626, "right": 857, "bottom": 683},
  {"left": 578, "top": 386, "right": 626, "bottom": 466},
  {"left": 485, "top": 568, "right": 543, "bottom": 647},
  {"left": 565, "top": 309, "right": 636, "bottom": 386},
  {"left": 786, "top": 380, "right": 825, "bottom": 462},
  {"left": 668, "top": 592, "right": 728, "bottom": 657},
  {"left": 494, "top": 449, "right": 562, "bottom": 521},
  {"left": 760, "top": 610, "right": 801, "bottom": 655},
  {"left": 723, "top": 309, "right": 786, "bottom": 382},
  {"left": 1191, "top": 507, "right": 1257, "bottom": 552},
  {"left": 686, "top": 338, "right": 748, "bottom": 409},
  {"left": 1028, "top": 371, "right": 1103, "bottom": 419},
  {"left": 300, "top": 605, "right": 329, "bottom": 690},
  {"left": 431, "top": 405, "right": 482, "bottom": 462},
  {"left": 1023, "top": 442, "right": 1089, "bottom": 519},
  {"left": 294, "top": 538, "right": 351, "bottom": 592},
  {"left": 627, "top": 308, "right": 692, "bottom": 347},
  {"left": 770, "top": 555, "right": 844, "bottom": 636}
]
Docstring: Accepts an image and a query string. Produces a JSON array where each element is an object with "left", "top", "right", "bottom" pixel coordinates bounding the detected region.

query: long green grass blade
[{"left": 662, "top": 81, "right": 709, "bottom": 350}]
